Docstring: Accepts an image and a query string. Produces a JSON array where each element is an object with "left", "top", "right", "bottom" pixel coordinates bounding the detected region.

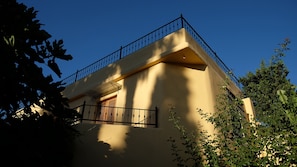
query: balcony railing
[
  {"left": 72, "top": 102, "right": 158, "bottom": 128},
  {"left": 62, "top": 15, "right": 240, "bottom": 87}
]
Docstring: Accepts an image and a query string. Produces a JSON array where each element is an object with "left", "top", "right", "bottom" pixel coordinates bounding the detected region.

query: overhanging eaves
[{"left": 85, "top": 81, "right": 122, "bottom": 98}]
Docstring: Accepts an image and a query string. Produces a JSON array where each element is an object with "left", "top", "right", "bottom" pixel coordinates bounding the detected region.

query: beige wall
[
  {"left": 63, "top": 29, "right": 253, "bottom": 167},
  {"left": 69, "top": 63, "right": 215, "bottom": 167},
  {"left": 69, "top": 62, "right": 238, "bottom": 167}
]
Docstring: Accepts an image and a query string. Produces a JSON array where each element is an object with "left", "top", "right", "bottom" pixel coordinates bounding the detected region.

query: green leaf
[{"left": 277, "top": 89, "right": 288, "bottom": 104}]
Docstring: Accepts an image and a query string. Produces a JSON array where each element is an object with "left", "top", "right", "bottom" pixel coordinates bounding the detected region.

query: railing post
[
  {"left": 180, "top": 14, "right": 184, "bottom": 28},
  {"left": 155, "top": 106, "right": 158, "bottom": 128},
  {"left": 81, "top": 101, "right": 86, "bottom": 123},
  {"left": 74, "top": 70, "right": 78, "bottom": 82},
  {"left": 119, "top": 46, "right": 122, "bottom": 59}
]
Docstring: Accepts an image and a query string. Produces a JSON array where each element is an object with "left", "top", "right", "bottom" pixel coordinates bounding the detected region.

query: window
[{"left": 96, "top": 96, "right": 117, "bottom": 123}]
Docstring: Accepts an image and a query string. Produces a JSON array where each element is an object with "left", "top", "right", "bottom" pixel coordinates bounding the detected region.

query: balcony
[
  {"left": 72, "top": 102, "right": 158, "bottom": 128},
  {"left": 61, "top": 15, "right": 240, "bottom": 88}
]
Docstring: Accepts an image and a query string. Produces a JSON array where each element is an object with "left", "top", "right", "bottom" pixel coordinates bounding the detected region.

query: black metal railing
[
  {"left": 62, "top": 15, "right": 240, "bottom": 87},
  {"left": 72, "top": 102, "right": 158, "bottom": 128}
]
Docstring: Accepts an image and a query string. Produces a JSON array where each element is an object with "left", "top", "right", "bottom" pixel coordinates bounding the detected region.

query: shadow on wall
[
  {"left": 72, "top": 124, "right": 123, "bottom": 167},
  {"left": 116, "top": 63, "right": 206, "bottom": 167},
  {"left": 72, "top": 30, "right": 208, "bottom": 167}
]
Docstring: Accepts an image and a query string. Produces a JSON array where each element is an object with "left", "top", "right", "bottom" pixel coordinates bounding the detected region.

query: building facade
[{"left": 62, "top": 16, "right": 255, "bottom": 167}]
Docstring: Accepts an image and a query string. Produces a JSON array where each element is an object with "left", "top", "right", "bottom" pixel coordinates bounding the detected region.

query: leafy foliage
[
  {"left": 0, "top": 0, "right": 73, "bottom": 118},
  {"left": 239, "top": 39, "right": 294, "bottom": 132},
  {"left": 239, "top": 38, "right": 297, "bottom": 166},
  {"left": 169, "top": 84, "right": 261, "bottom": 167},
  {"left": 277, "top": 89, "right": 297, "bottom": 132},
  {"left": 168, "top": 106, "right": 203, "bottom": 167},
  {"left": 168, "top": 39, "right": 297, "bottom": 166},
  {"left": 0, "top": 0, "right": 80, "bottom": 166}
]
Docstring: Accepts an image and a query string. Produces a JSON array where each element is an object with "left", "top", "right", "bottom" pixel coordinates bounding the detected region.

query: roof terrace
[{"left": 62, "top": 15, "right": 240, "bottom": 87}]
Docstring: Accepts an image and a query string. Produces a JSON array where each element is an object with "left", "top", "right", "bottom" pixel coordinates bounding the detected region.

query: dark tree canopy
[
  {"left": 0, "top": 0, "right": 75, "bottom": 120},
  {"left": 0, "top": 1, "right": 80, "bottom": 166}
]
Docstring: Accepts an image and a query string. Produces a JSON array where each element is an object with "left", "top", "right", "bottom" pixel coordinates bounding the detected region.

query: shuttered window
[{"left": 96, "top": 96, "right": 117, "bottom": 123}]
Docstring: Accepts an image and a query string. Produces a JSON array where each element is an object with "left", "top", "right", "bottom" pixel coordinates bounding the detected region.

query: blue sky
[{"left": 18, "top": 0, "right": 297, "bottom": 85}]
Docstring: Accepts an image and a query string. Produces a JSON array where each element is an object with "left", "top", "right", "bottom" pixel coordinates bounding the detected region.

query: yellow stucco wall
[
  {"left": 70, "top": 63, "right": 216, "bottom": 167},
  {"left": 63, "top": 29, "right": 252, "bottom": 167}
]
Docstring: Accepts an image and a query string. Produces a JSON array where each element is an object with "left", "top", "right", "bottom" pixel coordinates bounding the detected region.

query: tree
[
  {"left": 169, "top": 82, "right": 261, "bottom": 167},
  {"left": 239, "top": 39, "right": 294, "bottom": 132},
  {"left": 0, "top": 1, "right": 79, "bottom": 166},
  {"left": 239, "top": 38, "right": 297, "bottom": 165},
  {"left": 168, "top": 39, "right": 297, "bottom": 166}
]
